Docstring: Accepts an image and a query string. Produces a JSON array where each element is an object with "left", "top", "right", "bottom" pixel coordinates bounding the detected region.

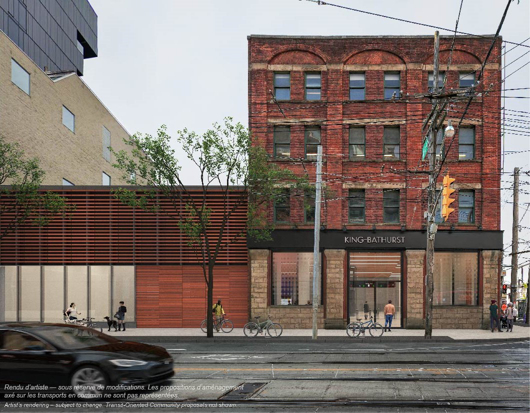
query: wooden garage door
[{"left": 136, "top": 265, "right": 249, "bottom": 328}]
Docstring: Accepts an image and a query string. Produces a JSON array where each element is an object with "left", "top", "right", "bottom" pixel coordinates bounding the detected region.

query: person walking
[
  {"left": 65, "top": 303, "right": 80, "bottom": 321},
  {"left": 116, "top": 301, "right": 127, "bottom": 331},
  {"left": 212, "top": 300, "right": 225, "bottom": 332},
  {"left": 489, "top": 299, "right": 502, "bottom": 332},
  {"left": 383, "top": 300, "right": 396, "bottom": 332},
  {"left": 363, "top": 301, "right": 370, "bottom": 320},
  {"left": 506, "top": 303, "right": 515, "bottom": 332}
]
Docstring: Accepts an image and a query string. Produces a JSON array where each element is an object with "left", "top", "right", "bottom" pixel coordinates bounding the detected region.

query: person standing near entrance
[
  {"left": 489, "top": 299, "right": 502, "bottom": 332},
  {"left": 363, "top": 301, "right": 370, "bottom": 320},
  {"left": 116, "top": 301, "right": 127, "bottom": 331},
  {"left": 383, "top": 300, "right": 395, "bottom": 332}
]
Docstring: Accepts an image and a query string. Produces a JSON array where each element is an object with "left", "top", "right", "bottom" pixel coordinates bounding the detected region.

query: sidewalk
[{"left": 108, "top": 327, "right": 530, "bottom": 341}]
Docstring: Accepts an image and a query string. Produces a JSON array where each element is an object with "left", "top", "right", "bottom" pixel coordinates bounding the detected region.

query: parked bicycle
[
  {"left": 200, "top": 315, "right": 234, "bottom": 333},
  {"left": 346, "top": 316, "right": 384, "bottom": 338},
  {"left": 64, "top": 316, "right": 103, "bottom": 334},
  {"left": 243, "top": 316, "right": 283, "bottom": 338}
]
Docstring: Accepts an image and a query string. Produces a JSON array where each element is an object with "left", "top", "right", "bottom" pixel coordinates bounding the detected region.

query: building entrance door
[{"left": 348, "top": 252, "right": 402, "bottom": 327}]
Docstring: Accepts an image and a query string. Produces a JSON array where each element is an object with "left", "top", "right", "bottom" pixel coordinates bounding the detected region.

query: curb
[{"left": 120, "top": 336, "right": 529, "bottom": 343}]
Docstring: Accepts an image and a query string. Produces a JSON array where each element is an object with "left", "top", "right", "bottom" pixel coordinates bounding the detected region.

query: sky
[{"left": 83, "top": 0, "right": 530, "bottom": 281}]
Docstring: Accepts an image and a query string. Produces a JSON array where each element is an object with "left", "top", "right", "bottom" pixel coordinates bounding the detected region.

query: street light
[{"left": 444, "top": 120, "right": 455, "bottom": 138}]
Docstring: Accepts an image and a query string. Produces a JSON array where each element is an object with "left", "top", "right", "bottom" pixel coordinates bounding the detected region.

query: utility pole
[
  {"left": 312, "top": 145, "right": 322, "bottom": 340},
  {"left": 511, "top": 167, "right": 520, "bottom": 304},
  {"left": 424, "top": 32, "right": 441, "bottom": 340}
]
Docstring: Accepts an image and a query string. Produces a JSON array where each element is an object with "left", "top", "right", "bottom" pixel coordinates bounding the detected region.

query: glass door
[{"left": 349, "top": 252, "right": 402, "bottom": 327}]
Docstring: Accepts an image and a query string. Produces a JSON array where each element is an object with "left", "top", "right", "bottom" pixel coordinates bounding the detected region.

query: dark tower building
[{"left": 0, "top": 0, "right": 97, "bottom": 75}]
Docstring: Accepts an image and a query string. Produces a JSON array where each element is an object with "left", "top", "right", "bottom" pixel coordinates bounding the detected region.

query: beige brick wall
[
  {"left": 0, "top": 31, "right": 134, "bottom": 186},
  {"left": 433, "top": 307, "right": 483, "bottom": 329},
  {"left": 325, "top": 249, "right": 346, "bottom": 328},
  {"left": 250, "top": 249, "right": 269, "bottom": 319},
  {"left": 482, "top": 250, "right": 502, "bottom": 329},
  {"left": 268, "top": 306, "right": 324, "bottom": 329},
  {"left": 405, "top": 250, "right": 425, "bottom": 328}
]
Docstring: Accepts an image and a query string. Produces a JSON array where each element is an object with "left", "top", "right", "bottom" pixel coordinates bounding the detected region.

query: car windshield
[{"left": 35, "top": 326, "right": 121, "bottom": 350}]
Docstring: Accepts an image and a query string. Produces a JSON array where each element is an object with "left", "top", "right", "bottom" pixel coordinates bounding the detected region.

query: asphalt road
[{"left": 2, "top": 339, "right": 529, "bottom": 412}]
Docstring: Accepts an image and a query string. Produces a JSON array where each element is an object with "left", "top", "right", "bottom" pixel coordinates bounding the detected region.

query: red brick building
[{"left": 248, "top": 35, "right": 503, "bottom": 329}]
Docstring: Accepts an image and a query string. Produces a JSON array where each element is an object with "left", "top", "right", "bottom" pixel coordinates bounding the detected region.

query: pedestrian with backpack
[{"left": 212, "top": 300, "right": 225, "bottom": 332}]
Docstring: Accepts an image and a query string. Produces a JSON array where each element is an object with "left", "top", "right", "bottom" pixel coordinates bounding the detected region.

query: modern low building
[
  {"left": 248, "top": 35, "right": 503, "bottom": 329},
  {"left": 0, "top": 188, "right": 249, "bottom": 327},
  {"left": 0, "top": 15, "right": 132, "bottom": 186}
]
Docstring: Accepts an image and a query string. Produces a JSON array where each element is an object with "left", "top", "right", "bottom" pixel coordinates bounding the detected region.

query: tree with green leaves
[
  {"left": 0, "top": 137, "right": 72, "bottom": 240},
  {"left": 112, "top": 117, "right": 309, "bottom": 337}
]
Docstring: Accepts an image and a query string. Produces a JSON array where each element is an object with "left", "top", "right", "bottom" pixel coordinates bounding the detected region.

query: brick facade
[
  {"left": 248, "top": 35, "right": 502, "bottom": 330},
  {"left": 248, "top": 35, "right": 501, "bottom": 231},
  {"left": 0, "top": 31, "right": 134, "bottom": 186}
]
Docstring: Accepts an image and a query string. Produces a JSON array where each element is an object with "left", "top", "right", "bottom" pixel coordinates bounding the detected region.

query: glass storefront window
[
  {"left": 0, "top": 267, "right": 17, "bottom": 322},
  {"left": 90, "top": 266, "right": 111, "bottom": 321},
  {"left": 112, "top": 266, "right": 135, "bottom": 322},
  {"left": 44, "top": 266, "right": 65, "bottom": 322},
  {"left": 67, "top": 266, "right": 88, "bottom": 319},
  {"left": 20, "top": 266, "right": 41, "bottom": 321},
  {"left": 272, "top": 252, "right": 321, "bottom": 306},
  {"left": 434, "top": 252, "right": 478, "bottom": 306},
  {"left": 349, "top": 252, "right": 402, "bottom": 327},
  {"left": 1, "top": 266, "right": 136, "bottom": 323}
]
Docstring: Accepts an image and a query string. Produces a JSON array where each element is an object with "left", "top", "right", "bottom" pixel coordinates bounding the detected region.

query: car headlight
[{"left": 109, "top": 359, "right": 149, "bottom": 367}]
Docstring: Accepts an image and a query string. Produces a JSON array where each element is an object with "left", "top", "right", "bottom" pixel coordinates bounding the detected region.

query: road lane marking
[{"left": 168, "top": 349, "right": 187, "bottom": 351}]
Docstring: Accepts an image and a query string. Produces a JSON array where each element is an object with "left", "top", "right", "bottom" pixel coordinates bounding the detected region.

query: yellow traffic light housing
[{"left": 441, "top": 174, "right": 456, "bottom": 221}]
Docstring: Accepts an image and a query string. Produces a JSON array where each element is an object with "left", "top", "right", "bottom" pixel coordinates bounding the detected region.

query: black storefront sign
[{"left": 248, "top": 229, "right": 503, "bottom": 250}]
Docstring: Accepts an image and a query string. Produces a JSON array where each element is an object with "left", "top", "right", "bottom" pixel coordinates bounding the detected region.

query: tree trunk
[{"left": 206, "top": 263, "right": 214, "bottom": 338}]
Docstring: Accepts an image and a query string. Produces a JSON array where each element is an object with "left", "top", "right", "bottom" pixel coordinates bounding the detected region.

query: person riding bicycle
[
  {"left": 65, "top": 303, "right": 80, "bottom": 321},
  {"left": 212, "top": 300, "right": 225, "bottom": 332}
]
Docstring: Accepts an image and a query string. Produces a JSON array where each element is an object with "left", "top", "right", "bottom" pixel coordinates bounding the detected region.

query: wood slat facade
[
  {"left": 136, "top": 265, "right": 249, "bottom": 328},
  {"left": 0, "top": 187, "right": 248, "bottom": 265},
  {"left": 0, "top": 187, "right": 250, "bottom": 327}
]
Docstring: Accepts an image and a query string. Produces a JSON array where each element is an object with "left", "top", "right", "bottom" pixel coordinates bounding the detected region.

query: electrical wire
[{"left": 303, "top": 0, "right": 529, "bottom": 49}]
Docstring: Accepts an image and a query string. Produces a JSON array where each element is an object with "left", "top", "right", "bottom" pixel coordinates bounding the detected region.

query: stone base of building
[
  {"left": 324, "top": 318, "right": 347, "bottom": 329},
  {"left": 249, "top": 245, "right": 502, "bottom": 330}
]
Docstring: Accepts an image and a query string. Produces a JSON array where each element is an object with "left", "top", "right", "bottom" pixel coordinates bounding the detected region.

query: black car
[{"left": 0, "top": 323, "right": 174, "bottom": 397}]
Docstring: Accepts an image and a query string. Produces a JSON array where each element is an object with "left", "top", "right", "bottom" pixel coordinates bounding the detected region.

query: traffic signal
[
  {"left": 502, "top": 284, "right": 508, "bottom": 294},
  {"left": 441, "top": 174, "right": 456, "bottom": 221}
]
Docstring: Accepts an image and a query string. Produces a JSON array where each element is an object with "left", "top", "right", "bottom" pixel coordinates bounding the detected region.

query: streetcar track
[{"left": 171, "top": 375, "right": 529, "bottom": 383}]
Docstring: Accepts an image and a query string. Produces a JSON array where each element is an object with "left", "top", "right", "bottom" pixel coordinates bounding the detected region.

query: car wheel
[{"left": 71, "top": 366, "right": 107, "bottom": 398}]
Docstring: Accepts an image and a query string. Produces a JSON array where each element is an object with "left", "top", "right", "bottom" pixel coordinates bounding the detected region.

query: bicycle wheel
[
  {"left": 369, "top": 323, "right": 384, "bottom": 338},
  {"left": 349, "top": 323, "right": 363, "bottom": 338},
  {"left": 221, "top": 319, "right": 234, "bottom": 333},
  {"left": 267, "top": 323, "right": 283, "bottom": 338},
  {"left": 200, "top": 319, "right": 207, "bottom": 333},
  {"left": 243, "top": 322, "right": 259, "bottom": 337},
  {"left": 346, "top": 322, "right": 359, "bottom": 337}
]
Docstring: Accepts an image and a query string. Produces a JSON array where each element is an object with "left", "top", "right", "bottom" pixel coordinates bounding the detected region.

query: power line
[
  {"left": 503, "top": 50, "right": 530, "bottom": 70},
  {"left": 304, "top": 0, "right": 529, "bottom": 49},
  {"left": 504, "top": 61, "right": 530, "bottom": 81}
]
